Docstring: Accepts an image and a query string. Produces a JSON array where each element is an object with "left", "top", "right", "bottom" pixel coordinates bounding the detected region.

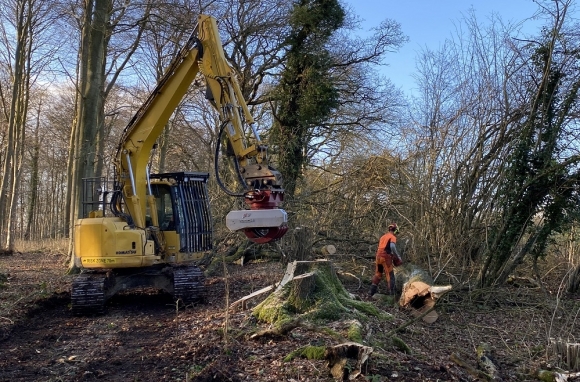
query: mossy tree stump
[{"left": 252, "top": 259, "right": 381, "bottom": 332}]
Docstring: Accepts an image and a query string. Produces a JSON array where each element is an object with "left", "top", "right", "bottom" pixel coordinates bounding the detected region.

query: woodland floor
[{"left": 0, "top": 251, "right": 579, "bottom": 382}]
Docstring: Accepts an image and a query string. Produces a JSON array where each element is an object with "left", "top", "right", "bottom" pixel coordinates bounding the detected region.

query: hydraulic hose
[{"left": 214, "top": 120, "right": 248, "bottom": 197}]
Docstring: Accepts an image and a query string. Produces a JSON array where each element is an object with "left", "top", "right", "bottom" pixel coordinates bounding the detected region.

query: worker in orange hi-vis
[{"left": 369, "top": 223, "right": 403, "bottom": 297}]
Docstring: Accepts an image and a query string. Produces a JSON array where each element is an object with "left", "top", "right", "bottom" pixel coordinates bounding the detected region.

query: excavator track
[
  {"left": 173, "top": 265, "right": 206, "bottom": 304},
  {"left": 71, "top": 272, "right": 110, "bottom": 316}
]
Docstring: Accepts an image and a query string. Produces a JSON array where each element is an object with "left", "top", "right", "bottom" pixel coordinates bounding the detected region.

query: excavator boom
[{"left": 116, "top": 14, "right": 287, "bottom": 242}]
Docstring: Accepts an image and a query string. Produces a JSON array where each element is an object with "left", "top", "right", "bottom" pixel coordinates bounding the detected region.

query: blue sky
[{"left": 343, "top": 0, "right": 545, "bottom": 95}]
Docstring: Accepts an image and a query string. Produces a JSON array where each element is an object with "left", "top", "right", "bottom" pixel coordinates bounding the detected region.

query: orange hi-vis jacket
[{"left": 376, "top": 232, "right": 397, "bottom": 257}]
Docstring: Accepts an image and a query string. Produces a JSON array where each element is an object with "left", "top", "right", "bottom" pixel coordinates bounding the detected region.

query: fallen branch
[
  {"left": 250, "top": 318, "right": 303, "bottom": 340},
  {"left": 450, "top": 352, "right": 491, "bottom": 380},
  {"left": 229, "top": 284, "right": 277, "bottom": 311}
]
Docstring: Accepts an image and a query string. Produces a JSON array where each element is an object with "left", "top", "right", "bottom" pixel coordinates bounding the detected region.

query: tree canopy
[{"left": 0, "top": 0, "right": 579, "bottom": 290}]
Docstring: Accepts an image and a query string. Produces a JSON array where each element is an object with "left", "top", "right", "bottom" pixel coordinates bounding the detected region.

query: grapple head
[{"left": 225, "top": 189, "right": 287, "bottom": 243}]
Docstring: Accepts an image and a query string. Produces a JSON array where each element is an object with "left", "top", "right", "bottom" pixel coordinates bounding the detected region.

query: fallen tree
[{"left": 395, "top": 263, "right": 452, "bottom": 323}]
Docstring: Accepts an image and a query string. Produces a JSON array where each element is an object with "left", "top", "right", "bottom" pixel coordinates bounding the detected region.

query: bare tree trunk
[
  {"left": 67, "top": 0, "right": 108, "bottom": 269},
  {"left": 67, "top": 0, "right": 152, "bottom": 269},
  {"left": 24, "top": 99, "right": 41, "bottom": 239},
  {"left": 0, "top": 0, "right": 32, "bottom": 253}
]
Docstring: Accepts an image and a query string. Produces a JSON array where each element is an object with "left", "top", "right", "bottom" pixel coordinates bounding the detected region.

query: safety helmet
[{"left": 388, "top": 223, "right": 399, "bottom": 234}]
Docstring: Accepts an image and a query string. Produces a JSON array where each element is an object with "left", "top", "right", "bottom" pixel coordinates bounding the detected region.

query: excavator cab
[
  {"left": 145, "top": 184, "right": 173, "bottom": 230},
  {"left": 148, "top": 172, "right": 212, "bottom": 253}
]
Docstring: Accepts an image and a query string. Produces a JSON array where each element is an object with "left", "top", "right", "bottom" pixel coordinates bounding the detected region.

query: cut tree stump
[
  {"left": 395, "top": 263, "right": 452, "bottom": 323},
  {"left": 321, "top": 245, "right": 337, "bottom": 256},
  {"left": 252, "top": 259, "right": 379, "bottom": 332},
  {"left": 324, "top": 342, "right": 373, "bottom": 381},
  {"left": 549, "top": 338, "right": 580, "bottom": 371}
]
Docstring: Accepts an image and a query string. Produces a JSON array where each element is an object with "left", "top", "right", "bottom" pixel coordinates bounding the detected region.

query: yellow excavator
[{"left": 72, "top": 14, "right": 287, "bottom": 315}]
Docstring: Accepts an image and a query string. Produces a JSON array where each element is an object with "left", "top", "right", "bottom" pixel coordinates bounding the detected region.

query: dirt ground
[{"left": 0, "top": 251, "right": 579, "bottom": 382}]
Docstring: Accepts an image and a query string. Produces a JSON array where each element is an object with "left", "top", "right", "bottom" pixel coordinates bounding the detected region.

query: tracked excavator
[{"left": 71, "top": 14, "right": 287, "bottom": 315}]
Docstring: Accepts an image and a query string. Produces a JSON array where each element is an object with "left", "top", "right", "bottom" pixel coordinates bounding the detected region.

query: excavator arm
[{"left": 114, "top": 14, "right": 287, "bottom": 243}]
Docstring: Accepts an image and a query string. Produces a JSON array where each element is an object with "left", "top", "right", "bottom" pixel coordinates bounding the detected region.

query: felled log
[
  {"left": 321, "top": 245, "right": 337, "bottom": 256},
  {"left": 506, "top": 275, "right": 541, "bottom": 288},
  {"left": 395, "top": 263, "right": 452, "bottom": 323},
  {"left": 324, "top": 342, "right": 373, "bottom": 381}
]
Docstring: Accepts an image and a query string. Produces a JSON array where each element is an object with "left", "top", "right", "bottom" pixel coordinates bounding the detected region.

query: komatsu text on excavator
[{"left": 72, "top": 15, "right": 287, "bottom": 315}]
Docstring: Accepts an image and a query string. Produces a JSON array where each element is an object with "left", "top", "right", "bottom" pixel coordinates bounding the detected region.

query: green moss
[
  {"left": 318, "top": 327, "right": 343, "bottom": 339},
  {"left": 253, "top": 261, "right": 386, "bottom": 330},
  {"left": 537, "top": 370, "right": 558, "bottom": 382},
  {"left": 303, "top": 345, "right": 326, "bottom": 359},
  {"left": 347, "top": 322, "right": 363, "bottom": 343},
  {"left": 310, "top": 299, "right": 346, "bottom": 322},
  {"left": 283, "top": 346, "right": 326, "bottom": 362},
  {"left": 392, "top": 336, "right": 412, "bottom": 354},
  {"left": 253, "top": 288, "right": 295, "bottom": 328},
  {"left": 339, "top": 296, "right": 382, "bottom": 317}
]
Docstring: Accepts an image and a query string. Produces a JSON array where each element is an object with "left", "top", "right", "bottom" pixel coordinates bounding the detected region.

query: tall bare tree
[
  {"left": 0, "top": 0, "right": 56, "bottom": 253},
  {"left": 66, "top": 0, "right": 152, "bottom": 268}
]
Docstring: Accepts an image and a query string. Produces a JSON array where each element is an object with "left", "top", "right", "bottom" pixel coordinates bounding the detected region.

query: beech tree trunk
[{"left": 0, "top": 0, "right": 38, "bottom": 252}]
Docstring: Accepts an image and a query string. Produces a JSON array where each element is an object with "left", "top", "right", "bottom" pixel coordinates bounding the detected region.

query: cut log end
[
  {"left": 321, "top": 245, "right": 337, "bottom": 256},
  {"left": 398, "top": 278, "right": 452, "bottom": 323}
]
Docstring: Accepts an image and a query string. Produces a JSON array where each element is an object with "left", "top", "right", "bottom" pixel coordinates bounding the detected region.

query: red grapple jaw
[
  {"left": 243, "top": 226, "right": 288, "bottom": 243},
  {"left": 243, "top": 188, "right": 287, "bottom": 243},
  {"left": 244, "top": 189, "right": 284, "bottom": 210}
]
